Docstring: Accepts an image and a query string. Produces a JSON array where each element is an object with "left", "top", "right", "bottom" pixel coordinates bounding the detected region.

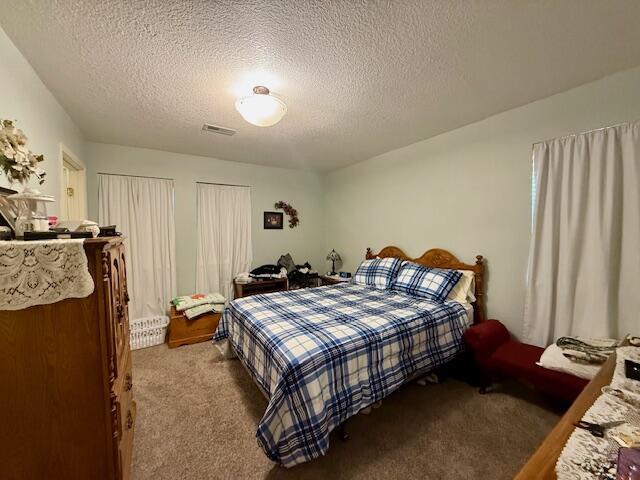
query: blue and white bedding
[{"left": 213, "top": 282, "right": 470, "bottom": 467}]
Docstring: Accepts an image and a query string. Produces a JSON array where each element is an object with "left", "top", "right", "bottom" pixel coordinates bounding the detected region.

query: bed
[{"left": 213, "top": 246, "right": 486, "bottom": 467}]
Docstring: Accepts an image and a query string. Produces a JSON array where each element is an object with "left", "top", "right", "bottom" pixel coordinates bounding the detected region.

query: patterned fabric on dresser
[
  {"left": 214, "top": 282, "right": 469, "bottom": 467},
  {"left": 556, "top": 347, "right": 640, "bottom": 479},
  {"left": 0, "top": 239, "right": 94, "bottom": 310}
]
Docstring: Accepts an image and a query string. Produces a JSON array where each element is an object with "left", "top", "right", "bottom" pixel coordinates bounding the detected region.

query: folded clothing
[
  {"left": 250, "top": 264, "right": 281, "bottom": 276},
  {"left": 556, "top": 336, "right": 617, "bottom": 364},
  {"left": 172, "top": 293, "right": 225, "bottom": 311},
  {"left": 235, "top": 272, "right": 251, "bottom": 283},
  {"left": 538, "top": 343, "right": 602, "bottom": 380},
  {"left": 184, "top": 303, "right": 224, "bottom": 320},
  {"left": 250, "top": 266, "right": 288, "bottom": 279}
]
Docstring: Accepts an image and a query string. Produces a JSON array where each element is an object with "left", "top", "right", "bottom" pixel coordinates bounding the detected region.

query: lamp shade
[
  {"left": 326, "top": 249, "right": 341, "bottom": 262},
  {"left": 235, "top": 86, "right": 287, "bottom": 127}
]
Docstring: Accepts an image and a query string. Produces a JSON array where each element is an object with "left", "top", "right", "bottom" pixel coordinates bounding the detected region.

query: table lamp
[{"left": 326, "top": 249, "right": 341, "bottom": 276}]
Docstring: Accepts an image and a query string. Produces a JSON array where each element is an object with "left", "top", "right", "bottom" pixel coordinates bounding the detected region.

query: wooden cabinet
[
  {"left": 233, "top": 277, "right": 288, "bottom": 298},
  {"left": 0, "top": 238, "right": 135, "bottom": 480},
  {"left": 168, "top": 306, "right": 221, "bottom": 348}
]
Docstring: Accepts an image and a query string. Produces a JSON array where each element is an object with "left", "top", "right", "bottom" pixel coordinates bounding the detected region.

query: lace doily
[
  {"left": 556, "top": 347, "right": 640, "bottom": 479},
  {"left": 0, "top": 239, "right": 94, "bottom": 311}
]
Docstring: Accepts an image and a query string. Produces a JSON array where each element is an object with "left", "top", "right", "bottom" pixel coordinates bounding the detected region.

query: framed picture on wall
[{"left": 263, "top": 211, "right": 283, "bottom": 230}]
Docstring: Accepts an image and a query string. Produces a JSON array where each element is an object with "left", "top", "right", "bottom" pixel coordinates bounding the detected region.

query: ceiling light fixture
[{"left": 235, "top": 86, "right": 287, "bottom": 127}]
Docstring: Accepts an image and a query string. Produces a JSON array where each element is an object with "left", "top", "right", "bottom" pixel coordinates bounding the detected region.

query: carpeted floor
[{"left": 131, "top": 342, "right": 561, "bottom": 480}]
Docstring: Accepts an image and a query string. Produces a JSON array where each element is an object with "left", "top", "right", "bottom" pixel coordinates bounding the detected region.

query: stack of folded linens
[
  {"left": 171, "top": 293, "right": 226, "bottom": 320},
  {"left": 538, "top": 336, "right": 618, "bottom": 380}
]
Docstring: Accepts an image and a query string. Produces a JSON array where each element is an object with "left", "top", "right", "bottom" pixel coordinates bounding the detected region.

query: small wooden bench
[{"left": 463, "top": 319, "right": 588, "bottom": 403}]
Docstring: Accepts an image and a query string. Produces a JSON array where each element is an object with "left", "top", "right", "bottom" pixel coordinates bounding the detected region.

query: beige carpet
[{"left": 131, "top": 342, "right": 561, "bottom": 480}]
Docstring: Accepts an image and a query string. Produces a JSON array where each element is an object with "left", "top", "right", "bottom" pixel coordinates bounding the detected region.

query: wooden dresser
[{"left": 0, "top": 238, "right": 135, "bottom": 480}]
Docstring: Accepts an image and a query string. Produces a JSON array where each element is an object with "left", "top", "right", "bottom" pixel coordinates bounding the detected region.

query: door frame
[{"left": 58, "top": 143, "right": 87, "bottom": 219}]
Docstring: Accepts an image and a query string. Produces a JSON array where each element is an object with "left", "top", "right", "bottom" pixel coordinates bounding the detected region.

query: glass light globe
[{"left": 235, "top": 86, "right": 287, "bottom": 127}]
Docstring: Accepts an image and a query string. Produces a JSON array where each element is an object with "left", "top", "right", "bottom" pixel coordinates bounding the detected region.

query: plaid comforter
[{"left": 213, "top": 283, "right": 469, "bottom": 467}]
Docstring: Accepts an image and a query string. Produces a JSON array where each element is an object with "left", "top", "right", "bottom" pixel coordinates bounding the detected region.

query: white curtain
[
  {"left": 195, "top": 183, "right": 252, "bottom": 301},
  {"left": 523, "top": 122, "right": 640, "bottom": 347},
  {"left": 98, "top": 174, "right": 176, "bottom": 320}
]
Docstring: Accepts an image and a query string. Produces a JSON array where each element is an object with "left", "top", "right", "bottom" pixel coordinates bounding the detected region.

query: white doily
[
  {"left": 556, "top": 347, "right": 640, "bottom": 479},
  {"left": 0, "top": 239, "right": 95, "bottom": 310}
]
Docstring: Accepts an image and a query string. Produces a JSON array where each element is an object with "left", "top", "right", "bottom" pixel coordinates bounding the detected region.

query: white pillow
[
  {"left": 537, "top": 343, "right": 601, "bottom": 380},
  {"left": 446, "top": 270, "right": 475, "bottom": 304}
]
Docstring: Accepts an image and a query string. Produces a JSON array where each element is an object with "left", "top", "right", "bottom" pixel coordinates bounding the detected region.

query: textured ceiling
[{"left": 2, "top": 1, "right": 640, "bottom": 172}]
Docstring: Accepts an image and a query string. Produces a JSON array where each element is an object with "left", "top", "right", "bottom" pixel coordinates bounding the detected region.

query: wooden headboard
[{"left": 366, "top": 246, "right": 486, "bottom": 324}]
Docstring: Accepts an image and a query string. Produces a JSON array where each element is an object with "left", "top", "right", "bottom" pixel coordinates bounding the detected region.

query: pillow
[
  {"left": 392, "top": 262, "right": 462, "bottom": 302},
  {"left": 353, "top": 257, "right": 403, "bottom": 289},
  {"left": 447, "top": 270, "right": 475, "bottom": 304}
]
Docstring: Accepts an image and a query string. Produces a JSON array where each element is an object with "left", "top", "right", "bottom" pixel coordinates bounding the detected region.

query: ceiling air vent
[{"left": 202, "top": 123, "right": 236, "bottom": 136}]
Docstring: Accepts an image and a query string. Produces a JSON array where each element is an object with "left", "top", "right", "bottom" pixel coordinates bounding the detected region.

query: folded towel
[
  {"left": 184, "top": 304, "right": 216, "bottom": 320},
  {"left": 172, "top": 293, "right": 225, "bottom": 311},
  {"left": 212, "top": 303, "right": 224, "bottom": 313},
  {"left": 235, "top": 272, "right": 251, "bottom": 283},
  {"left": 538, "top": 344, "right": 602, "bottom": 380}
]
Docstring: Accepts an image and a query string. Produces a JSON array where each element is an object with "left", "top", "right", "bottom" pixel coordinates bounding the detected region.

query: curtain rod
[
  {"left": 196, "top": 181, "right": 251, "bottom": 188},
  {"left": 97, "top": 172, "right": 173, "bottom": 181},
  {"left": 532, "top": 119, "right": 639, "bottom": 146},
  {"left": 96, "top": 174, "right": 250, "bottom": 188}
]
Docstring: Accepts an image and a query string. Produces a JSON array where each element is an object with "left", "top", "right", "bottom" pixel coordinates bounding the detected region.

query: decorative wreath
[{"left": 274, "top": 201, "right": 299, "bottom": 228}]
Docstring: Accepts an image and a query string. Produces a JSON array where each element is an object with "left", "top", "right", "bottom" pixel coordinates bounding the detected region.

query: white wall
[
  {"left": 324, "top": 66, "right": 640, "bottom": 337},
  {"left": 0, "top": 26, "right": 85, "bottom": 213},
  {"left": 85, "top": 142, "right": 326, "bottom": 296}
]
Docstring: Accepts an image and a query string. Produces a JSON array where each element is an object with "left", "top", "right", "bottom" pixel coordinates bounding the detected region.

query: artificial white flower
[
  {"left": 13, "top": 128, "right": 28, "bottom": 146},
  {"left": 0, "top": 119, "right": 45, "bottom": 184}
]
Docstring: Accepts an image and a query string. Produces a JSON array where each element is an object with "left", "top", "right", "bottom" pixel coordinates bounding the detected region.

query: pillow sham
[
  {"left": 353, "top": 257, "right": 403, "bottom": 289},
  {"left": 447, "top": 270, "right": 475, "bottom": 304},
  {"left": 392, "top": 262, "right": 462, "bottom": 302}
]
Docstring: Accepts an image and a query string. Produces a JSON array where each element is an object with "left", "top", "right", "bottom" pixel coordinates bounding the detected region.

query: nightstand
[
  {"left": 319, "top": 275, "right": 351, "bottom": 286},
  {"left": 233, "top": 277, "right": 288, "bottom": 298}
]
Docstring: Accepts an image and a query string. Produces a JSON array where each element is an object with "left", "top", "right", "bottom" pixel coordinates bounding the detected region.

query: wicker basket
[{"left": 130, "top": 315, "right": 169, "bottom": 350}]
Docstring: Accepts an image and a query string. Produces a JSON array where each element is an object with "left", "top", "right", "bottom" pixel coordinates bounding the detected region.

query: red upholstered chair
[{"left": 463, "top": 320, "right": 588, "bottom": 403}]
